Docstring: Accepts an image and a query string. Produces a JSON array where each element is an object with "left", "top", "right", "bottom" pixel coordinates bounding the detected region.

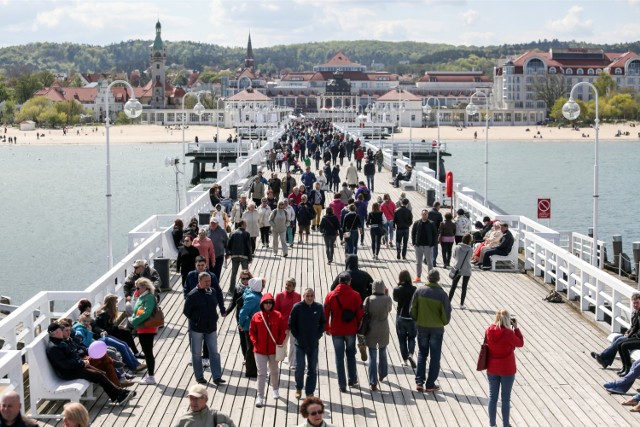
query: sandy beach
[{"left": 2, "top": 122, "right": 639, "bottom": 146}]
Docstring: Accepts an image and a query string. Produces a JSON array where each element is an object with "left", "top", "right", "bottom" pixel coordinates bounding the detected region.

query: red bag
[{"left": 476, "top": 334, "right": 489, "bottom": 371}]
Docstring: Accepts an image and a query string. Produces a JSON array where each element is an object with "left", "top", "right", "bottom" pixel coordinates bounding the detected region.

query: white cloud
[
  {"left": 461, "top": 9, "right": 478, "bottom": 25},
  {"left": 546, "top": 6, "right": 593, "bottom": 35}
]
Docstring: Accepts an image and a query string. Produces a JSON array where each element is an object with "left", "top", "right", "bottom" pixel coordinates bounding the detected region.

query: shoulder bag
[
  {"left": 357, "top": 297, "right": 371, "bottom": 335},
  {"left": 260, "top": 312, "right": 286, "bottom": 362},
  {"left": 476, "top": 333, "right": 489, "bottom": 371},
  {"left": 142, "top": 303, "right": 165, "bottom": 328},
  {"left": 335, "top": 295, "right": 356, "bottom": 323},
  {"left": 449, "top": 247, "right": 470, "bottom": 280},
  {"left": 343, "top": 215, "right": 356, "bottom": 239}
]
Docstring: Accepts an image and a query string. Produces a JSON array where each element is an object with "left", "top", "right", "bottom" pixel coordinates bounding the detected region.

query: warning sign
[{"left": 537, "top": 198, "right": 551, "bottom": 219}]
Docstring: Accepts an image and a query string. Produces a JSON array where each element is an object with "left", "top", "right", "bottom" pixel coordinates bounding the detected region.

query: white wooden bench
[
  {"left": 490, "top": 231, "right": 519, "bottom": 272},
  {"left": 399, "top": 173, "right": 417, "bottom": 191},
  {"left": 607, "top": 333, "right": 640, "bottom": 363},
  {"left": 26, "top": 334, "right": 94, "bottom": 419}
]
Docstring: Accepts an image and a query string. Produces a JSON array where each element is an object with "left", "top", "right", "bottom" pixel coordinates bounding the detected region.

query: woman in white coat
[{"left": 242, "top": 202, "right": 260, "bottom": 255}]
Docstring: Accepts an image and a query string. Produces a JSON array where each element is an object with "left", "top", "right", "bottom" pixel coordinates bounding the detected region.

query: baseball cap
[
  {"left": 187, "top": 384, "right": 208, "bottom": 398},
  {"left": 133, "top": 259, "right": 145, "bottom": 268},
  {"left": 210, "top": 218, "right": 219, "bottom": 224},
  {"left": 47, "top": 323, "right": 62, "bottom": 334}
]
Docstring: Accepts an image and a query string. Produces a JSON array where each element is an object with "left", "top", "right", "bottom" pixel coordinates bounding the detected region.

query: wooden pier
[{"left": 36, "top": 166, "right": 639, "bottom": 426}]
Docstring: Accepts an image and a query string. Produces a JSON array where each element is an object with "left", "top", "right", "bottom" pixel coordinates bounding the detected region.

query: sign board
[{"left": 537, "top": 198, "right": 551, "bottom": 219}]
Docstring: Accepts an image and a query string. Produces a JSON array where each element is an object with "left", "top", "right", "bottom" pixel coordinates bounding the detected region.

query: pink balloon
[{"left": 88, "top": 340, "right": 107, "bottom": 359}]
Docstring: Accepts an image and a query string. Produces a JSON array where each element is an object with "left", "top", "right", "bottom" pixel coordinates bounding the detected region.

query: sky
[{"left": 1, "top": 0, "right": 639, "bottom": 48}]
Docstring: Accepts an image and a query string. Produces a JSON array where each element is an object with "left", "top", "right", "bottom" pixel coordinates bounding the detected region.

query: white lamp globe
[
  {"left": 562, "top": 99, "right": 581, "bottom": 120},
  {"left": 466, "top": 103, "right": 479, "bottom": 116},
  {"left": 123, "top": 98, "right": 142, "bottom": 118}
]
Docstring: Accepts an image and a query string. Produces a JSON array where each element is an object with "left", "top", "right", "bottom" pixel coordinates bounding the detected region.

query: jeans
[
  {"left": 449, "top": 275, "right": 471, "bottom": 306},
  {"left": 366, "top": 175, "right": 375, "bottom": 192},
  {"left": 396, "top": 317, "right": 417, "bottom": 361},
  {"left": 370, "top": 227, "right": 382, "bottom": 256},
  {"left": 607, "top": 358, "right": 640, "bottom": 392},
  {"left": 488, "top": 374, "right": 515, "bottom": 427},
  {"left": 101, "top": 336, "right": 139, "bottom": 370},
  {"left": 190, "top": 330, "right": 222, "bottom": 380},
  {"left": 324, "top": 235, "right": 337, "bottom": 262},
  {"left": 345, "top": 229, "right": 359, "bottom": 255},
  {"left": 295, "top": 345, "right": 319, "bottom": 396},
  {"left": 229, "top": 258, "right": 249, "bottom": 295},
  {"left": 332, "top": 335, "right": 357, "bottom": 389},
  {"left": 383, "top": 219, "right": 394, "bottom": 243},
  {"left": 441, "top": 242, "right": 454, "bottom": 267},
  {"left": 368, "top": 345, "right": 388, "bottom": 386},
  {"left": 396, "top": 228, "right": 409, "bottom": 258},
  {"left": 432, "top": 242, "right": 439, "bottom": 266},
  {"left": 600, "top": 334, "right": 626, "bottom": 367},
  {"left": 414, "top": 245, "right": 434, "bottom": 278},
  {"left": 416, "top": 331, "right": 443, "bottom": 388}
]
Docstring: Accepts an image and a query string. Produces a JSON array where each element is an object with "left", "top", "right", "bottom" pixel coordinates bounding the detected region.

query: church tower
[
  {"left": 149, "top": 20, "right": 166, "bottom": 109},
  {"left": 244, "top": 32, "right": 255, "bottom": 70}
]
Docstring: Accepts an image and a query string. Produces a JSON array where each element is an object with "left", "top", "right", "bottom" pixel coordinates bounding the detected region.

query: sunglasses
[
  {"left": 263, "top": 301, "right": 274, "bottom": 305},
  {"left": 308, "top": 410, "right": 323, "bottom": 416}
]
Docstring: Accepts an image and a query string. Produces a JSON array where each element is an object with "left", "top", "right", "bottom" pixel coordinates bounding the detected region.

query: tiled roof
[
  {"left": 228, "top": 89, "right": 270, "bottom": 101},
  {"left": 320, "top": 51, "right": 360, "bottom": 67},
  {"left": 377, "top": 89, "right": 421, "bottom": 101}
]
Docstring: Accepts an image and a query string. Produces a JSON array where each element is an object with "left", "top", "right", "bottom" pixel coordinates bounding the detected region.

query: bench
[
  {"left": 26, "top": 334, "right": 94, "bottom": 419},
  {"left": 399, "top": 173, "right": 417, "bottom": 191},
  {"left": 490, "top": 231, "right": 519, "bottom": 272},
  {"left": 607, "top": 333, "right": 640, "bottom": 363}
]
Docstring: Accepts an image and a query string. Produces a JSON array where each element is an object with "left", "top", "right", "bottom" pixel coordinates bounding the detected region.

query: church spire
[{"left": 245, "top": 32, "right": 255, "bottom": 69}]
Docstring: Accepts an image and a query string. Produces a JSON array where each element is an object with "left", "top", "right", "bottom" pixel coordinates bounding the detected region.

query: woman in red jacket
[
  {"left": 485, "top": 309, "right": 524, "bottom": 427},
  {"left": 249, "top": 293, "right": 286, "bottom": 408}
]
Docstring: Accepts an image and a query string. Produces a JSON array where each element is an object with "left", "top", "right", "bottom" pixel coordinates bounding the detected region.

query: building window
[
  {"left": 548, "top": 67, "right": 557, "bottom": 74},
  {"left": 156, "top": 64, "right": 159, "bottom": 69},
  {"left": 577, "top": 68, "right": 584, "bottom": 75},
  {"left": 629, "top": 60, "right": 640, "bottom": 76},
  {"left": 565, "top": 68, "right": 573, "bottom": 75},
  {"left": 596, "top": 69, "right": 602, "bottom": 74},
  {"left": 526, "top": 58, "right": 545, "bottom": 75},
  {"left": 615, "top": 68, "right": 623, "bottom": 75},
  {"left": 588, "top": 69, "right": 595, "bottom": 75}
]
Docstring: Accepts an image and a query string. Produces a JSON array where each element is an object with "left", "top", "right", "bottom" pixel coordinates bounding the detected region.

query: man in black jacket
[
  {"left": 289, "top": 288, "right": 326, "bottom": 399},
  {"left": 330, "top": 254, "right": 373, "bottom": 302},
  {"left": 44, "top": 323, "right": 132, "bottom": 405},
  {"left": 184, "top": 272, "right": 227, "bottom": 385},
  {"left": 393, "top": 198, "right": 413, "bottom": 260},
  {"left": 363, "top": 159, "right": 376, "bottom": 192},
  {"left": 411, "top": 209, "right": 438, "bottom": 282},
  {"left": 481, "top": 223, "right": 514, "bottom": 269},
  {"left": 226, "top": 220, "right": 252, "bottom": 295},
  {"left": 428, "top": 202, "right": 443, "bottom": 267},
  {"left": 393, "top": 273, "right": 418, "bottom": 367}
]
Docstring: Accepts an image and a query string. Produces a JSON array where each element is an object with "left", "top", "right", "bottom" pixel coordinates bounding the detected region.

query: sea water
[{"left": 1, "top": 139, "right": 638, "bottom": 304}]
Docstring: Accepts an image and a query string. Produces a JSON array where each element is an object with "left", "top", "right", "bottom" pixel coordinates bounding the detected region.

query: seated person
[
  {"left": 45, "top": 323, "right": 134, "bottom": 405},
  {"left": 124, "top": 260, "right": 161, "bottom": 298},
  {"left": 0, "top": 390, "right": 38, "bottom": 426},
  {"left": 472, "top": 221, "right": 501, "bottom": 264},
  {"left": 172, "top": 384, "right": 236, "bottom": 427},
  {"left": 592, "top": 293, "right": 640, "bottom": 376},
  {"left": 481, "top": 223, "right": 514, "bottom": 269},
  {"left": 392, "top": 165, "right": 412, "bottom": 187},
  {"left": 604, "top": 357, "right": 640, "bottom": 395}
]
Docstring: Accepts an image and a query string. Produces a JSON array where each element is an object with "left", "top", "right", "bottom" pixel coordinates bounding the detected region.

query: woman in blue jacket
[{"left": 239, "top": 277, "right": 265, "bottom": 378}]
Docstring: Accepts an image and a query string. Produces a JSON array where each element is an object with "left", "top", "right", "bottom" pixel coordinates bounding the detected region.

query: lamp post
[
  {"left": 423, "top": 96, "right": 441, "bottom": 200},
  {"left": 466, "top": 90, "right": 490, "bottom": 206},
  {"left": 181, "top": 91, "right": 206, "bottom": 209},
  {"left": 563, "top": 82, "right": 600, "bottom": 267},
  {"left": 104, "top": 80, "right": 142, "bottom": 269}
]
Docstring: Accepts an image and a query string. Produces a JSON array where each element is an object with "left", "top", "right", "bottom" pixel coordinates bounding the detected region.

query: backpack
[
  {"left": 360, "top": 188, "right": 371, "bottom": 202},
  {"left": 543, "top": 290, "right": 563, "bottom": 303}
]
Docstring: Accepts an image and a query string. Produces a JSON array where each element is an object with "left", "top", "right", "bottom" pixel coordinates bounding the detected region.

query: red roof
[
  {"left": 228, "top": 89, "right": 270, "bottom": 101},
  {"left": 377, "top": 89, "right": 421, "bottom": 101},
  {"left": 319, "top": 51, "right": 360, "bottom": 67},
  {"left": 34, "top": 85, "right": 97, "bottom": 103}
]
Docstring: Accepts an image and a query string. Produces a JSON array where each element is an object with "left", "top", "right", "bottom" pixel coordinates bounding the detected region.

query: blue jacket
[
  {"left": 183, "top": 286, "right": 225, "bottom": 333},
  {"left": 239, "top": 288, "right": 262, "bottom": 331},
  {"left": 72, "top": 322, "right": 94, "bottom": 347},
  {"left": 289, "top": 301, "right": 326, "bottom": 349}
]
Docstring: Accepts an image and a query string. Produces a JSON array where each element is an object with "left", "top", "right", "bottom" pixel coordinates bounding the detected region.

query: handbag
[
  {"left": 476, "top": 333, "right": 489, "bottom": 371},
  {"left": 449, "top": 247, "right": 471, "bottom": 280},
  {"left": 142, "top": 304, "right": 164, "bottom": 328},
  {"left": 260, "top": 312, "right": 286, "bottom": 362},
  {"left": 357, "top": 297, "right": 371, "bottom": 335}
]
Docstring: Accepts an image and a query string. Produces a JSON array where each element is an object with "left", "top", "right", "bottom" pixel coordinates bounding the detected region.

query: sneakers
[
  {"left": 416, "top": 385, "right": 425, "bottom": 392},
  {"left": 414, "top": 277, "right": 421, "bottom": 283},
  {"left": 134, "top": 352, "right": 145, "bottom": 359},
  {"left": 202, "top": 358, "right": 210, "bottom": 368},
  {"left": 359, "top": 344, "right": 368, "bottom": 361},
  {"left": 139, "top": 375, "right": 156, "bottom": 385},
  {"left": 425, "top": 385, "right": 441, "bottom": 392},
  {"left": 135, "top": 363, "right": 147, "bottom": 372},
  {"left": 115, "top": 390, "right": 134, "bottom": 406},
  {"left": 401, "top": 360, "right": 408, "bottom": 367},
  {"left": 272, "top": 389, "right": 280, "bottom": 399},
  {"left": 196, "top": 378, "right": 207, "bottom": 385},
  {"left": 255, "top": 397, "right": 265, "bottom": 408},
  {"left": 124, "top": 373, "right": 136, "bottom": 380},
  {"left": 295, "top": 389, "right": 302, "bottom": 399},
  {"left": 604, "top": 383, "right": 627, "bottom": 394}
]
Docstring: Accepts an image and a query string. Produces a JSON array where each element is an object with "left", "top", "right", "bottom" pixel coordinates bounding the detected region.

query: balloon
[{"left": 88, "top": 340, "right": 107, "bottom": 359}]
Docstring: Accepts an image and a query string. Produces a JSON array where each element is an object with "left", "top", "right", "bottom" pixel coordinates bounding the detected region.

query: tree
[
  {"left": 54, "top": 100, "right": 85, "bottom": 124},
  {"left": 66, "top": 74, "right": 85, "bottom": 88},
  {"left": 0, "top": 99, "right": 16, "bottom": 123},
  {"left": 534, "top": 73, "right": 568, "bottom": 114},
  {"left": 38, "top": 106, "right": 66, "bottom": 127},
  {"left": 16, "top": 96, "right": 51, "bottom": 122},
  {"left": 607, "top": 93, "right": 637, "bottom": 120},
  {"left": 35, "top": 70, "right": 56, "bottom": 87},
  {"left": 13, "top": 73, "right": 44, "bottom": 103},
  {"left": 593, "top": 72, "right": 617, "bottom": 98},
  {"left": 0, "top": 74, "right": 9, "bottom": 102}
]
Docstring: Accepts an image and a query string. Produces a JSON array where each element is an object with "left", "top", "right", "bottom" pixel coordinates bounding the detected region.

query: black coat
[
  {"left": 184, "top": 287, "right": 225, "bottom": 333},
  {"left": 176, "top": 245, "right": 200, "bottom": 275},
  {"left": 411, "top": 219, "right": 437, "bottom": 246},
  {"left": 393, "top": 206, "right": 413, "bottom": 230},
  {"left": 330, "top": 255, "right": 373, "bottom": 302},
  {"left": 226, "top": 228, "right": 252, "bottom": 261},
  {"left": 289, "top": 301, "right": 326, "bottom": 349},
  {"left": 393, "top": 283, "right": 417, "bottom": 318},
  {"left": 45, "top": 336, "right": 85, "bottom": 380}
]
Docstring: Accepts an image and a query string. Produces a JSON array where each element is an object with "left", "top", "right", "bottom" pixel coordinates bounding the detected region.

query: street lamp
[
  {"left": 562, "top": 82, "right": 600, "bottom": 267},
  {"left": 104, "top": 79, "right": 142, "bottom": 268},
  {"left": 424, "top": 96, "right": 441, "bottom": 201},
  {"left": 466, "top": 90, "right": 490, "bottom": 206},
  {"left": 181, "top": 90, "right": 207, "bottom": 209}
]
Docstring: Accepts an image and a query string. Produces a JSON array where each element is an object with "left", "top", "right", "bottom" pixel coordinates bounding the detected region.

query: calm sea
[{"left": 1, "top": 138, "right": 638, "bottom": 304}]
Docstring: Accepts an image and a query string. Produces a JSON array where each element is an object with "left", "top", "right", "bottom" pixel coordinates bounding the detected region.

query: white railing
[
  {"left": 187, "top": 142, "right": 254, "bottom": 154},
  {"left": 568, "top": 232, "right": 606, "bottom": 269},
  {"left": 522, "top": 231, "right": 635, "bottom": 333},
  {"left": 0, "top": 350, "right": 25, "bottom": 410}
]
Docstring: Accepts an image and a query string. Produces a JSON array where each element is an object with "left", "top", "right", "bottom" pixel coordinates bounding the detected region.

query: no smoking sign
[{"left": 537, "top": 198, "right": 551, "bottom": 219}]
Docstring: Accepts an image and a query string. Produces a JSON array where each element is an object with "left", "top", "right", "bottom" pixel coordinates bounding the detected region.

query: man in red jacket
[
  {"left": 274, "top": 278, "right": 302, "bottom": 369},
  {"left": 324, "top": 272, "right": 363, "bottom": 392}
]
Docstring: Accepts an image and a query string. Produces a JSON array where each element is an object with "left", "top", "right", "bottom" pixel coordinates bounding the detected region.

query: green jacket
[
  {"left": 410, "top": 282, "right": 451, "bottom": 334},
  {"left": 173, "top": 407, "right": 235, "bottom": 427}
]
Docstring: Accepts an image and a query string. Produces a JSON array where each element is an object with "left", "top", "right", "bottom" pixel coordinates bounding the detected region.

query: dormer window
[
  {"left": 548, "top": 67, "right": 557, "bottom": 74},
  {"left": 577, "top": 68, "right": 584, "bottom": 75},
  {"left": 565, "top": 68, "right": 573, "bottom": 75},
  {"left": 615, "top": 68, "right": 622, "bottom": 75}
]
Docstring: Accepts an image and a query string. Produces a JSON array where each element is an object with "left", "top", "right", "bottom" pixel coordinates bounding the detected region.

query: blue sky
[{"left": 1, "top": 0, "right": 638, "bottom": 48}]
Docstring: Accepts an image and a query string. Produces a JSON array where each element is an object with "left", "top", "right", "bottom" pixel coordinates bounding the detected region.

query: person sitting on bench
[
  {"left": 481, "top": 223, "right": 514, "bottom": 270},
  {"left": 392, "top": 165, "right": 412, "bottom": 188}
]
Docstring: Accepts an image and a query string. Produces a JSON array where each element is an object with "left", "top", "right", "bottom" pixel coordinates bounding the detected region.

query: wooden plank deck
[{"left": 38, "top": 165, "right": 639, "bottom": 426}]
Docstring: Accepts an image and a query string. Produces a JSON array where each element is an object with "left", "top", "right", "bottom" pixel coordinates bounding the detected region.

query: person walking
[
  {"left": 380, "top": 194, "right": 396, "bottom": 248},
  {"left": 257, "top": 198, "right": 272, "bottom": 249},
  {"left": 438, "top": 212, "right": 456, "bottom": 268},
  {"left": 183, "top": 272, "right": 227, "bottom": 386},
  {"left": 485, "top": 309, "right": 524, "bottom": 427},
  {"left": 309, "top": 182, "right": 325, "bottom": 231},
  {"left": 242, "top": 203, "right": 260, "bottom": 255},
  {"left": 324, "top": 272, "right": 363, "bottom": 393},
  {"left": 428, "top": 202, "right": 443, "bottom": 267},
  {"left": 364, "top": 280, "right": 392, "bottom": 391},
  {"left": 366, "top": 202, "right": 384, "bottom": 259},
  {"left": 238, "top": 277, "right": 265, "bottom": 379},
  {"left": 363, "top": 158, "right": 376, "bottom": 192},
  {"left": 132, "top": 278, "right": 159, "bottom": 385},
  {"left": 269, "top": 200, "right": 289, "bottom": 258},
  {"left": 193, "top": 229, "right": 215, "bottom": 272},
  {"left": 448, "top": 234, "right": 474, "bottom": 309},
  {"left": 226, "top": 220, "right": 253, "bottom": 295},
  {"left": 454, "top": 208, "right": 472, "bottom": 244},
  {"left": 176, "top": 235, "right": 200, "bottom": 288},
  {"left": 274, "top": 278, "right": 302, "bottom": 370},
  {"left": 393, "top": 270, "right": 417, "bottom": 367},
  {"left": 249, "top": 293, "right": 286, "bottom": 408},
  {"left": 394, "top": 198, "right": 413, "bottom": 260},
  {"left": 224, "top": 270, "right": 253, "bottom": 359},
  {"left": 411, "top": 209, "right": 437, "bottom": 282},
  {"left": 410, "top": 269, "right": 451, "bottom": 392},
  {"left": 319, "top": 207, "right": 340, "bottom": 264},
  {"left": 207, "top": 218, "right": 228, "bottom": 282},
  {"left": 341, "top": 204, "right": 361, "bottom": 256},
  {"left": 289, "top": 288, "right": 326, "bottom": 399}
]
